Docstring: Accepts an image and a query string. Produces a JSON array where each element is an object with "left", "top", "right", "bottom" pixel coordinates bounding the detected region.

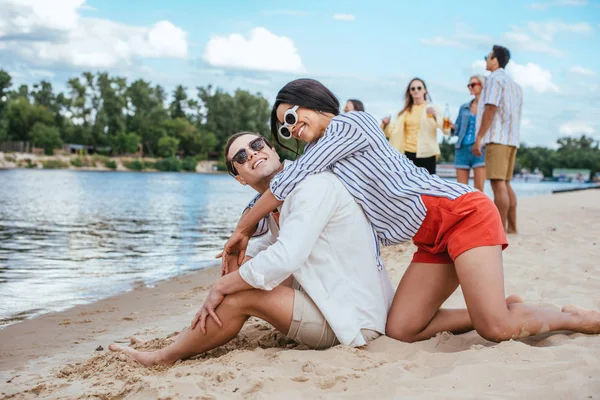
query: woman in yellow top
[{"left": 381, "top": 77, "right": 449, "bottom": 174}]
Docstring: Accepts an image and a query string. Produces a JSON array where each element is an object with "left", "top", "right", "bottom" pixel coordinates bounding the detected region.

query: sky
[{"left": 0, "top": 0, "right": 599, "bottom": 147}]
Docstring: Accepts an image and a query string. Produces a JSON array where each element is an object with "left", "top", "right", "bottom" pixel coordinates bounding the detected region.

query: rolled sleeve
[{"left": 484, "top": 77, "right": 502, "bottom": 107}]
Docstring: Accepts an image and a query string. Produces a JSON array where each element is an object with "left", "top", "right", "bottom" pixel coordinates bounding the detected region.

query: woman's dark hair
[
  {"left": 347, "top": 99, "right": 365, "bottom": 112},
  {"left": 270, "top": 78, "right": 340, "bottom": 154},
  {"left": 399, "top": 77, "right": 431, "bottom": 116},
  {"left": 224, "top": 132, "right": 274, "bottom": 176},
  {"left": 492, "top": 45, "right": 511, "bottom": 69}
]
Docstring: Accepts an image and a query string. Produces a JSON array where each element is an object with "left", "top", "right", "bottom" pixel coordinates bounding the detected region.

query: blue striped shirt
[{"left": 248, "top": 112, "right": 474, "bottom": 263}]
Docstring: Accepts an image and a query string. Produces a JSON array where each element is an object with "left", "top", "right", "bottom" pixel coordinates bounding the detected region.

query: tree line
[{"left": 0, "top": 69, "right": 598, "bottom": 177}]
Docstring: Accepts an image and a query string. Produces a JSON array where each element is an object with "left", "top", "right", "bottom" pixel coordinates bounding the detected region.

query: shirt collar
[{"left": 490, "top": 68, "right": 506, "bottom": 77}]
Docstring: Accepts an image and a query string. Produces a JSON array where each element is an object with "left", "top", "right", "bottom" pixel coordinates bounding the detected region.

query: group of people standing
[{"left": 350, "top": 45, "right": 523, "bottom": 233}]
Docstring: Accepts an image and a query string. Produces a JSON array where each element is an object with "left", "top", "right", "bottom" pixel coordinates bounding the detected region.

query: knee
[
  {"left": 385, "top": 317, "right": 419, "bottom": 343},
  {"left": 473, "top": 318, "right": 515, "bottom": 342}
]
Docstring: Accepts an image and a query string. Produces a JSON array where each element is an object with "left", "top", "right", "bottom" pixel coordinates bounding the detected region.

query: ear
[{"left": 234, "top": 175, "right": 247, "bottom": 186}]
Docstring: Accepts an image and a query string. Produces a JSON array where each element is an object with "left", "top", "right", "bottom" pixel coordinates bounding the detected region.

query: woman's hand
[
  {"left": 381, "top": 116, "right": 390, "bottom": 126},
  {"left": 426, "top": 107, "right": 437, "bottom": 120},
  {"left": 191, "top": 285, "right": 225, "bottom": 334},
  {"left": 472, "top": 138, "right": 483, "bottom": 157}
]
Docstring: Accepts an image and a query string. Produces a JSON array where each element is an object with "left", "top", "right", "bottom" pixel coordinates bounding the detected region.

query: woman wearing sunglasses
[
  {"left": 381, "top": 78, "right": 450, "bottom": 175},
  {"left": 451, "top": 75, "right": 487, "bottom": 191},
  {"left": 221, "top": 77, "right": 600, "bottom": 345}
]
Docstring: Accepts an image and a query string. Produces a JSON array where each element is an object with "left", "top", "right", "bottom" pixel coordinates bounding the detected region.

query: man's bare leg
[
  {"left": 506, "top": 180, "right": 518, "bottom": 234},
  {"left": 109, "top": 286, "right": 295, "bottom": 366},
  {"left": 490, "top": 179, "right": 509, "bottom": 231}
]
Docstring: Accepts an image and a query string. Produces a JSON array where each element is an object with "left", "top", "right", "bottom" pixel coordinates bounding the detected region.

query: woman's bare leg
[
  {"left": 473, "top": 166, "right": 486, "bottom": 192},
  {"left": 456, "top": 169, "right": 470, "bottom": 185},
  {"left": 109, "top": 286, "right": 295, "bottom": 365},
  {"left": 455, "top": 245, "right": 600, "bottom": 341},
  {"left": 386, "top": 262, "right": 486, "bottom": 342}
]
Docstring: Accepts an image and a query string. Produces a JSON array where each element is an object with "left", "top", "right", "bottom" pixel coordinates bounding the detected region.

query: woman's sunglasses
[
  {"left": 410, "top": 86, "right": 423, "bottom": 92},
  {"left": 278, "top": 105, "right": 299, "bottom": 140},
  {"left": 231, "top": 137, "right": 266, "bottom": 168},
  {"left": 467, "top": 82, "right": 481, "bottom": 89}
]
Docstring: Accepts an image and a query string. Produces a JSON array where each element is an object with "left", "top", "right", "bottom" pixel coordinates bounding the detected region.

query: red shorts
[{"left": 411, "top": 191, "right": 508, "bottom": 264}]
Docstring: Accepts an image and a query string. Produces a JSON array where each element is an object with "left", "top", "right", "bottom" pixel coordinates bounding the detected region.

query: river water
[{"left": 0, "top": 169, "right": 592, "bottom": 327}]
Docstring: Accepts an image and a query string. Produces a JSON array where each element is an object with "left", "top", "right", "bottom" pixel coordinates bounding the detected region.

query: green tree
[
  {"left": 0, "top": 70, "right": 12, "bottom": 141},
  {"left": 31, "top": 123, "right": 63, "bottom": 155},
  {"left": 126, "top": 79, "right": 168, "bottom": 156},
  {"left": 111, "top": 132, "right": 140, "bottom": 154},
  {"left": 157, "top": 136, "right": 180, "bottom": 158},
  {"left": 169, "top": 85, "right": 188, "bottom": 120}
]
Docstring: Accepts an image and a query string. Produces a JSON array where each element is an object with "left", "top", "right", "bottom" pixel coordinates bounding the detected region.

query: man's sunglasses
[
  {"left": 230, "top": 137, "right": 266, "bottom": 174},
  {"left": 467, "top": 82, "right": 481, "bottom": 89},
  {"left": 278, "top": 105, "right": 299, "bottom": 140},
  {"left": 410, "top": 86, "right": 423, "bottom": 92}
]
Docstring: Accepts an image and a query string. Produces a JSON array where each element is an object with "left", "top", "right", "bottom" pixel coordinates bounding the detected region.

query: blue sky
[{"left": 1, "top": 0, "right": 599, "bottom": 147}]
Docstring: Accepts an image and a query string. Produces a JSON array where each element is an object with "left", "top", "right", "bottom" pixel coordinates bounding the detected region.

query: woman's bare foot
[
  {"left": 128, "top": 336, "right": 146, "bottom": 345},
  {"left": 561, "top": 305, "right": 600, "bottom": 335},
  {"left": 108, "top": 343, "right": 163, "bottom": 366}
]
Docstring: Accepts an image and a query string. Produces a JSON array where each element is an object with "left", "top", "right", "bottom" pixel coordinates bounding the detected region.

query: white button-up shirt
[
  {"left": 240, "top": 171, "right": 395, "bottom": 347},
  {"left": 477, "top": 68, "right": 523, "bottom": 148}
]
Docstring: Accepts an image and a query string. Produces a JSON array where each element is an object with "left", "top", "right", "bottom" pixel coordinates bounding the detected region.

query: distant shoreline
[{"left": 0, "top": 151, "right": 224, "bottom": 174}]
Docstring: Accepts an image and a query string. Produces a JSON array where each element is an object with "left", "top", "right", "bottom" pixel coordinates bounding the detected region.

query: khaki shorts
[
  {"left": 485, "top": 143, "right": 517, "bottom": 181},
  {"left": 287, "top": 289, "right": 380, "bottom": 350}
]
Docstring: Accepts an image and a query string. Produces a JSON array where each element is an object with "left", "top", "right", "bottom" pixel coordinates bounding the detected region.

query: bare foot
[
  {"left": 129, "top": 336, "right": 146, "bottom": 345},
  {"left": 561, "top": 305, "right": 600, "bottom": 334},
  {"left": 507, "top": 229, "right": 518, "bottom": 235},
  {"left": 108, "top": 343, "right": 161, "bottom": 366},
  {"left": 506, "top": 294, "right": 524, "bottom": 305}
]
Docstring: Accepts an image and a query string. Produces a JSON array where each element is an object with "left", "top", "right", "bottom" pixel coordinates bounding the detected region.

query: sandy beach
[{"left": 1, "top": 190, "right": 599, "bottom": 399}]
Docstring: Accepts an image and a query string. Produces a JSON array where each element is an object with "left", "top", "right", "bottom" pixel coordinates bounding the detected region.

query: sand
[{"left": 1, "top": 190, "right": 599, "bottom": 399}]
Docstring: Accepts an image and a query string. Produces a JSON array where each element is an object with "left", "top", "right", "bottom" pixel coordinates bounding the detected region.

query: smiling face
[
  {"left": 227, "top": 134, "right": 281, "bottom": 188},
  {"left": 275, "top": 103, "right": 330, "bottom": 143}
]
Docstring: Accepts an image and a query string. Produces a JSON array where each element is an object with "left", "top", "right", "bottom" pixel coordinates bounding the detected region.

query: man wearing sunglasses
[
  {"left": 107, "top": 131, "right": 394, "bottom": 365},
  {"left": 473, "top": 45, "right": 523, "bottom": 234}
]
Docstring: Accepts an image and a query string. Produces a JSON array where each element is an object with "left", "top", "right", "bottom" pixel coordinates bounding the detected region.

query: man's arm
[{"left": 239, "top": 175, "right": 339, "bottom": 290}]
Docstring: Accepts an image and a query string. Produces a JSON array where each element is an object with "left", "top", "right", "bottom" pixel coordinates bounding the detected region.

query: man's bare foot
[
  {"left": 506, "top": 294, "right": 523, "bottom": 305},
  {"left": 108, "top": 343, "right": 162, "bottom": 366},
  {"left": 129, "top": 336, "right": 146, "bottom": 345},
  {"left": 561, "top": 305, "right": 600, "bottom": 334}
]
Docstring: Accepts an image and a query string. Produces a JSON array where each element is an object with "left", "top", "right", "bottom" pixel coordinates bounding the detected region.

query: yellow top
[
  {"left": 403, "top": 103, "right": 426, "bottom": 153},
  {"left": 382, "top": 102, "right": 451, "bottom": 158}
]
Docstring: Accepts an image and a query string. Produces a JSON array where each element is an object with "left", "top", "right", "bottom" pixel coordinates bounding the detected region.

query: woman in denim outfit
[{"left": 452, "top": 75, "right": 486, "bottom": 191}]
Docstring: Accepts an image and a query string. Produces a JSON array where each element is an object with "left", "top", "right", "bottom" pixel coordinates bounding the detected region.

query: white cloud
[
  {"left": 527, "top": 3, "right": 549, "bottom": 9},
  {"left": 559, "top": 122, "right": 595, "bottom": 135},
  {"left": 420, "top": 37, "right": 468, "bottom": 49},
  {"left": 333, "top": 14, "right": 356, "bottom": 21},
  {"left": 471, "top": 60, "right": 560, "bottom": 93},
  {"left": 527, "top": 21, "right": 593, "bottom": 41},
  {"left": 508, "top": 62, "right": 560, "bottom": 93},
  {"left": 569, "top": 65, "right": 596, "bottom": 76},
  {"left": 203, "top": 27, "right": 306, "bottom": 74},
  {"left": 0, "top": 0, "right": 188, "bottom": 69}
]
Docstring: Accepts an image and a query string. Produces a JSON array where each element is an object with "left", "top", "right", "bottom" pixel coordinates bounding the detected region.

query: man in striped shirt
[{"left": 474, "top": 45, "right": 523, "bottom": 234}]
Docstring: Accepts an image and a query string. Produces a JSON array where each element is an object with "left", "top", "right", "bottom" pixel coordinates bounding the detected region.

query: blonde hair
[{"left": 470, "top": 75, "right": 486, "bottom": 87}]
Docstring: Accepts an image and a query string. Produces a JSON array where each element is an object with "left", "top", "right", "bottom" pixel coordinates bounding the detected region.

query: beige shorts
[
  {"left": 286, "top": 289, "right": 380, "bottom": 349},
  {"left": 485, "top": 143, "right": 517, "bottom": 181}
]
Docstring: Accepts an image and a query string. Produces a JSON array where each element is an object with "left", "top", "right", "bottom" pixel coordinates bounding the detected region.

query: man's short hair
[
  {"left": 492, "top": 45, "right": 511, "bottom": 69},
  {"left": 224, "top": 132, "right": 274, "bottom": 176}
]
